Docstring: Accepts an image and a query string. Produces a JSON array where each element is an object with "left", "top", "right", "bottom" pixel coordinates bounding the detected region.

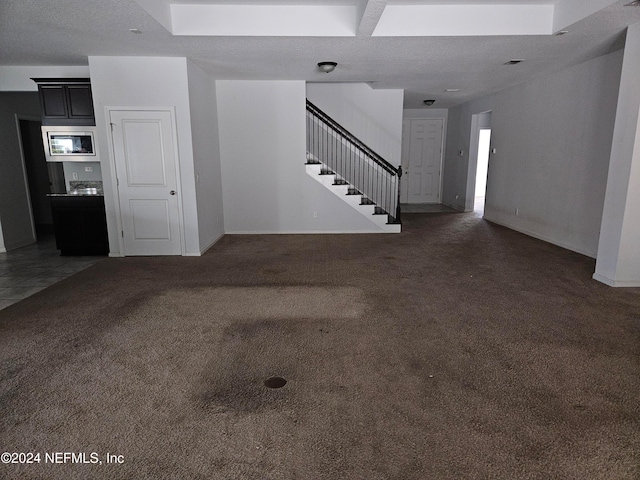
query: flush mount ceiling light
[
  {"left": 423, "top": 99, "right": 435, "bottom": 106},
  {"left": 624, "top": 0, "right": 639, "bottom": 6},
  {"left": 318, "top": 61, "right": 337, "bottom": 73},
  {"left": 445, "top": 89, "right": 460, "bottom": 92},
  {"left": 504, "top": 59, "right": 525, "bottom": 65},
  {"left": 129, "top": 28, "right": 142, "bottom": 34}
]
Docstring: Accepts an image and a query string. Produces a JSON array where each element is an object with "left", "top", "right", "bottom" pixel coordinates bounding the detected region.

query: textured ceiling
[{"left": 0, "top": 0, "right": 639, "bottom": 108}]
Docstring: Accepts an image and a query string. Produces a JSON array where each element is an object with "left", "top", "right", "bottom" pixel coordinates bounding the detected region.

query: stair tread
[{"left": 305, "top": 121, "right": 401, "bottom": 230}]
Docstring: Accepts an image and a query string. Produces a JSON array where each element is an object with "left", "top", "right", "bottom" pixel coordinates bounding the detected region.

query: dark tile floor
[{"left": 0, "top": 236, "right": 104, "bottom": 311}]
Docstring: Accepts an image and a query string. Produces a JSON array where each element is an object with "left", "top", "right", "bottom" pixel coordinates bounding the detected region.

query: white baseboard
[
  {"left": 440, "top": 201, "right": 465, "bottom": 212},
  {"left": 182, "top": 232, "right": 226, "bottom": 256},
  {"left": 193, "top": 232, "right": 225, "bottom": 256},
  {"left": 483, "top": 216, "right": 595, "bottom": 259},
  {"left": 592, "top": 273, "right": 640, "bottom": 288},
  {"left": 225, "top": 229, "right": 399, "bottom": 235}
]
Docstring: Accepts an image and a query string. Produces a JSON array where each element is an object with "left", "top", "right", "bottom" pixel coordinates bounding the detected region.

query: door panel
[
  {"left": 402, "top": 118, "right": 444, "bottom": 204},
  {"left": 122, "top": 121, "right": 167, "bottom": 186},
  {"left": 130, "top": 200, "right": 172, "bottom": 240},
  {"left": 110, "top": 109, "right": 182, "bottom": 256},
  {"left": 408, "top": 172, "right": 435, "bottom": 198}
]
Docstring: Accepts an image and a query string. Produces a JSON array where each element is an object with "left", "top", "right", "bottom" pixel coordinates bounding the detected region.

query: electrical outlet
[
  {"left": 84, "top": 166, "right": 93, "bottom": 172},
  {"left": 313, "top": 211, "right": 318, "bottom": 219},
  {"left": 515, "top": 208, "right": 519, "bottom": 216},
  {"left": 72, "top": 172, "right": 78, "bottom": 180}
]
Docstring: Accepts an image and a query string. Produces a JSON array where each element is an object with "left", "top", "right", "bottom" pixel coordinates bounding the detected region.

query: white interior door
[
  {"left": 109, "top": 109, "right": 182, "bottom": 256},
  {"left": 401, "top": 118, "right": 444, "bottom": 204}
]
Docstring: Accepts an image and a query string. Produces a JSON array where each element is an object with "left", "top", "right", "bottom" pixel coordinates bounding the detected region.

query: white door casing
[
  {"left": 109, "top": 109, "right": 183, "bottom": 256},
  {"left": 401, "top": 118, "right": 444, "bottom": 204}
]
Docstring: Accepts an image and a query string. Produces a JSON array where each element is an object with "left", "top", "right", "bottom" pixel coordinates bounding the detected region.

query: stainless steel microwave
[{"left": 41, "top": 126, "right": 98, "bottom": 162}]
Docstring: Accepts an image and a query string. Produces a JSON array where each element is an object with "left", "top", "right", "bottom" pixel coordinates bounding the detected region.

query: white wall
[
  {"left": 594, "top": 23, "right": 640, "bottom": 286},
  {"left": 62, "top": 162, "right": 102, "bottom": 192},
  {"left": 0, "top": 66, "right": 91, "bottom": 92},
  {"left": 404, "top": 108, "right": 448, "bottom": 121},
  {"left": 306, "top": 83, "right": 404, "bottom": 166},
  {"left": 187, "top": 60, "right": 225, "bottom": 253},
  {"left": 88, "top": 56, "right": 201, "bottom": 256},
  {"left": 216, "top": 80, "right": 389, "bottom": 233},
  {"left": 442, "top": 50, "right": 623, "bottom": 257}
]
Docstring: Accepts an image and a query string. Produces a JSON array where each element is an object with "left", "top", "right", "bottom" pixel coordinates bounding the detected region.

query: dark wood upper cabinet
[
  {"left": 66, "top": 85, "right": 94, "bottom": 118},
  {"left": 32, "top": 78, "right": 95, "bottom": 126},
  {"left": 40, "top": 85, "right": 68, "bottom": 119}
]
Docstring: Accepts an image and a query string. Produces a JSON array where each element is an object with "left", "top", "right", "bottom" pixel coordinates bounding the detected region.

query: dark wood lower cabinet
[{"left": 49, "top": 196, "right": 108, "bottom": 256}]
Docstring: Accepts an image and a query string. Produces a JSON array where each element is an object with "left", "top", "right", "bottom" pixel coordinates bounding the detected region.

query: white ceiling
[{"left": 0, "top": 0, "right": 639, "bottom": 108}]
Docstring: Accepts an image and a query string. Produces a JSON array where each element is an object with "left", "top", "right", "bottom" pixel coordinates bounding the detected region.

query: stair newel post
[{"left": 395, "top": 166, "right": 403, "bottom": 223}]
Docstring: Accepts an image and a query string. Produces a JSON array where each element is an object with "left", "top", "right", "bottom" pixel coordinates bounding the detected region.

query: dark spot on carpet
[
  {"left": 197, "top": 373, "right": 280, "bottom": 412},
  {"left": 262, "top": 268, "right": 283, "bottom": 275},
  {"left": 407, "top": 359, "right": 422, "bottom": 372},
  {"left": 264, "top": 376, "right": 287, "bottom": 389},
  {"left": 572, "top": 404, "right": 588, "bottom": 411}
]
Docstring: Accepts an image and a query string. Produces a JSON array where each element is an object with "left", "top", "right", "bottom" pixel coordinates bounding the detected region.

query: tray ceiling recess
[{"left": 133, "top": 0, "right": 619, "bottom": 37}]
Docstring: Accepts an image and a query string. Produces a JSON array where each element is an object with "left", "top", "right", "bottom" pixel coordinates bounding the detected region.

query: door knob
[{"left": 170, "top": 190, "right": 176, "bottom": 195}]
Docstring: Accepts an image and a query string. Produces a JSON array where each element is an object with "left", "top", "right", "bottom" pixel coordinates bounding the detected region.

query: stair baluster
[{"left": 305, "top": 100, "right": 402, "bottom": 225}]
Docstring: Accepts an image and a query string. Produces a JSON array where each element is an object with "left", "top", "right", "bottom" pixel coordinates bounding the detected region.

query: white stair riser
[{"left": 306, "top": 164, "right": 400, "bottom": 233}]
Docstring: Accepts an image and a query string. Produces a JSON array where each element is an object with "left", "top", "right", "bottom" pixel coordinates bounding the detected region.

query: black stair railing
[{"left": 306, "top": 100, "right": 402, "bottom": 224}]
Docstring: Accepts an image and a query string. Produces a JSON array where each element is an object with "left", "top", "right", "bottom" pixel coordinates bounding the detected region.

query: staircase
[{"left": 305, "top": 100, "right": 402, "bottom": 233}]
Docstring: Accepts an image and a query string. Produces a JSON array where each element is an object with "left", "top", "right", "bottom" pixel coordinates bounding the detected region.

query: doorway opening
[
  {"left": 474, "top": 128, "right": 491, "bottom": 214},
  {"left": 17, "top": 118, "right": 62, "bottom": 241},
  {"left": 466, "top": 111, "right": 492, "bottom": 215}
]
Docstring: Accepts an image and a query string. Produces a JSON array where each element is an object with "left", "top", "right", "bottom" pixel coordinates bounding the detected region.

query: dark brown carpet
[{"left": 1, "top": 212, "right": 639, "bottom": 479}]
